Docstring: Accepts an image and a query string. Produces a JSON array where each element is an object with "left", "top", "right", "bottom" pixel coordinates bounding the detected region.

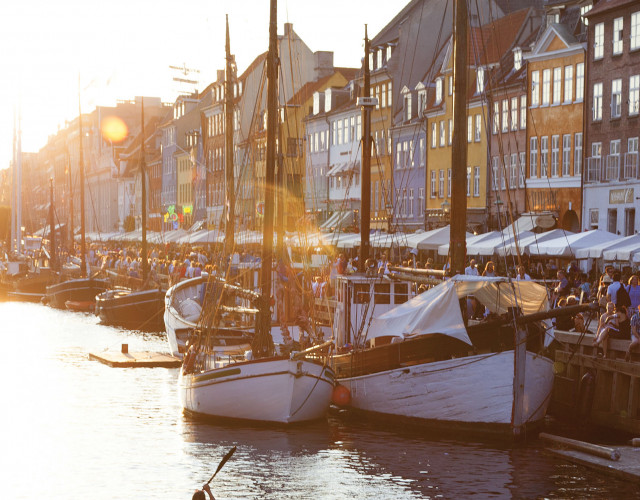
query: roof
[
  {"left": 286, "top": 68, "right": 358, "bottom": 107},
  {"left": 584, "top": 0, "right": 638, "bottom": 18}
]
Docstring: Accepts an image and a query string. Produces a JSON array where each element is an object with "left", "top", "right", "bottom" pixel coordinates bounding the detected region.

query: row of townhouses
[{"left": 8, "top": 0, "right": 640, "bottom": 240}]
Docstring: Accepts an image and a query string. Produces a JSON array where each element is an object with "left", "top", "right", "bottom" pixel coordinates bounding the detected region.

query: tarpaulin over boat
[{"left": 366, "top": 276, "right": 549, "bottom": 346}]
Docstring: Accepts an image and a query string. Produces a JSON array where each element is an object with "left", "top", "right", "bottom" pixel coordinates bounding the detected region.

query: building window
[
  {"left": 381, "top": 83, "right": 387, "bottom": 108},
  {"left": 564, "top": 65, "right": 573, "bottom": 103},
  {"left": 440, "top": 121, "right": 446, "bottom": 147},
  {"left": 510, "top": 153, "right": 518, "bottom": 188},
  {"left": 530, "top": 136, "right": 538, "bottom": 178},
  {"left": 630, "top": 75, "right": 640, "bottom": 116},
  {"left": 519, "top": 152, "right": 526, "bottom": 187},
  {"left": 502, "top": 99, "right": 508, "bottom": 132},
  {"left": 608, "top": 140, "right": 621, "bottom": 180},
  {"left": 531, "top": 70, "right": 540, "bottom": 106},
  {"left": 431, "top": 122, "right": 437, "bottom": 148},
  {"left": 542, "top": 69, "right": 551, "bottom": 105},
  {"left": 387, "top": 82, "right": 392, "bottom": 108},
  {"left": 613, "top": 17, "right": 624, "bottom": 55},
  {"left": 501, "top": 157, "right": 507, "bottom": 190},
  {"left": 492, "top": 156, "right": 499, "bottom": 190},
  {"left": 551, "top": 135, "right": 560, "bottom": 177},
  {"left": 625, "top": 208, "right": 636, "bottom": 236},
  {"left": 594, "top": 22, "right": 604, "bottom": 60},
  {"left": 448, "top": 76, "right": 453, "bottom": 96},
  {"left": 514, "top": 47, "right": 523, "bottom": 71},
  {"left": 447, "top": 168, "right": 451, "bottom": 197},
  {"left": 574, "top": 132, "right": 583, "bottom": 175},
  {"left": 477, "top": 66, "right": 485, "bottom": 94},
  {"left": 419, "top": 187, "right": 425, "bottom": 214},
  {"left": 403, "top": 91, "right": 412, "bottom": 121},
  {"left": 553, "top": 67, "right": 562, "bottom": 105},
  {"left": 430, "top": 170, "right": 436, "bottom": 198},
  {"left": 473, "top": 166, "right": 480, "bottom": 196},
  {"left": 612, "top": 79, "right": 622, "bottom": 118},
  {"left": 408, "top": 189, "right": 414, "bottom": 217},
  {"left": 510, "top": 97, "right": 518, "bottom": 131},
  {"left": 632, "top": 12, "right": 640, "bottom": 51},
  {"left": 541, "top": 136, "right": 549, "bottom": 177},
  {"left": 576, "top": 63, "right": 584, "bottom": 101},
  {"left": 520, "top": 95, "right": 527, "bottom": 129},
  {"left": 467, "top": 167, "right": 472, "bottom": 196},
  {"left": 562, "top": 134, "right": 571, "bottom": 176},
  {"left": 420, "top": 137, "right": 425, "bottom": 166},
  {"left": 475, "top": 114, "right": 481, "bottom": 141},
  {"left": 435, "top": 78, "right": 443, "bottom": 104},
  {"left": 593, "top": 82, "right": 603, "bottom": 121},
  {"left": 448, "top": 119, "right": 453, "bottom": 145},
  {"left": 438, "top": 169, "right": 444, "bottom": 198},
  {"left": 418, "top": 89, "right": 427, "bottom": 116},
  {"left": 493, "top": 102, "right": 499, "bottom": 134},
  {"left": 467, "top": 115, "right": 473, "bottom": 143}
]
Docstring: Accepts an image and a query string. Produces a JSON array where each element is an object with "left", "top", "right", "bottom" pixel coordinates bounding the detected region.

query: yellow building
[
  {"left": 424, "top": 41, "right": 489, "bottom": 231},
  {"left": 524, "top": 22, "right": 585, "bottom": 232},
  {"left": 176, "top": 150, "right": 194, "bottom": 227}
]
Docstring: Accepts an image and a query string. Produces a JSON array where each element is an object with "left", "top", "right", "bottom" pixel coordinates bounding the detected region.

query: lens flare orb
[{"left": 101, "top": 116, "right": 128, "bottom": 143}]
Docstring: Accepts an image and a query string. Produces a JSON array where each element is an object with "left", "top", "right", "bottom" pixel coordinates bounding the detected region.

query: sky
[{"left": 1, "top": 0, "right": 396, "bottom": 171}]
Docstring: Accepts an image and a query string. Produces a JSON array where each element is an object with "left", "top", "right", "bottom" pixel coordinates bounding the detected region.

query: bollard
[{"left": 122, "top": 343, "right": 128, "bottom": 354}]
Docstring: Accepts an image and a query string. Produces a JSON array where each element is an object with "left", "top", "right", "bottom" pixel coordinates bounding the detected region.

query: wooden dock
[
  {"left": 546, "top": 445, "right": 640, "bottom": 483},
  {"left": 89, "top": 349, "right": 182, "bottom": 368},
  {"left": 551, "top": 330, "right": 640, "bottom": 435}
]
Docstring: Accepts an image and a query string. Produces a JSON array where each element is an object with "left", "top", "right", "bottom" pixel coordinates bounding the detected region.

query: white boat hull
[
  {"left": 338, "top": 350, "right": 553, "bottom": 433},
  {"left": 179, "top": 358, "right": 335, "bottom": 424}
]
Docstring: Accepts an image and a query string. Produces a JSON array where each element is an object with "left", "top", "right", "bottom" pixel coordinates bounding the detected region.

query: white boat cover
[
  {"left": 366, "top": 276, "right": 549, "bottom": 347},
  {"left": 528, "top": 229, "right": 623, "bottom": 257}
]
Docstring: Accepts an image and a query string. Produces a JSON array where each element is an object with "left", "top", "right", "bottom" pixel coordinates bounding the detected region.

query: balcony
[
  {"left": 623, "top": 152, "right": 639, "bottom": 180},
  {"left": 605, "top": 154, "right": 620, "bottom": 181},
  {"left": 586, "top": 156, "right": 601, "bottom": 182}
]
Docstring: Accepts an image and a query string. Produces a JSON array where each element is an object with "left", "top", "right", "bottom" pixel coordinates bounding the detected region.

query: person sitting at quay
[
  {"left": 482, "top": 261, "right": 496, "bottom": 277},
  {"left": 516, "top": 265, "right": 531, "bottom": 281},
  {"left": 626, "top": 304, "right": 640, "bottom": 362},
  {"left": 594, "top": 303, "right": 630, "bottom": 358},
  {"left": 464, "top": 259, "right": 479, "bottom": 276}
]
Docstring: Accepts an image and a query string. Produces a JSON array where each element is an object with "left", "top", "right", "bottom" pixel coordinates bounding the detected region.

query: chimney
[
  {"left": 217, "top": 69, "right": 224, "bottom": 82},
  {"left": 314, "top": 51, "right": 334, "bottom": 80}
]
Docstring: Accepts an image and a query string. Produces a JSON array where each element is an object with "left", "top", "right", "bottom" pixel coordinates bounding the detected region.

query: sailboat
[
  {"left": 44, "top": 85, "right": 110, "bottom": 310},
  {"left": 327, "top": 4, "right": 586, "bottom": 438},
  {"left": 176, "top": 6, "right": 334, "bottom": 424},
  {"left": 94, "top": 99, "right": 166, "bottom": 330}
]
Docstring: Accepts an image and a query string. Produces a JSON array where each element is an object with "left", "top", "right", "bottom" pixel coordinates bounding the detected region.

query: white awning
[
  {"left": 528, "top": 229, "right": 623, "bottom": 257},
  {"left": 601, "top": 234, "right": 640, "bottom": 261}
]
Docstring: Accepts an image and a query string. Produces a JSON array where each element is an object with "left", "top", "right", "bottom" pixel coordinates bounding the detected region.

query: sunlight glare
[{"left": 101, "top": 116, "right": 128, "bottom": 143}]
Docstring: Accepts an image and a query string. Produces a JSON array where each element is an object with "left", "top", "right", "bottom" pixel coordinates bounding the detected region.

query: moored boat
[
  {"left": 44, "top": 277, "right": 111, "bottom": 309},
  {"left": 96, "top": 287, "right": 166, "bottom": 330}
]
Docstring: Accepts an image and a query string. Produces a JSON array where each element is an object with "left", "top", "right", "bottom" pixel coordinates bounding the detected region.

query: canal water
[{"left": 1, "top": 301, "right": 636, "bottom": 499}]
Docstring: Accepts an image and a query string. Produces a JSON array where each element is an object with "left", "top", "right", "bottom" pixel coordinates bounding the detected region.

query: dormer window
[
  {"left": 435, "top": 78, "right": 443, "bottom": 104},
  {"left": 476, "top": 66, "right": 485, "bottom": 94},
  {"left": 377, "top": 49, "right": 383, "bottom": 69},
  {"left": 325, "top": 89, "right": 332, "bottom": 112},
  {"left": 513, "top": 48, "right": 522, "bottom": 71},
  {"left": 369, "top": 52, "right": 374, "bottom": 71},
  {"left": 416, "top": 83, "right": 427, "bottom": 117},
  {"left": 402, "top": 86, "right": 412, "bottom": 122},
  {"left": 386, "top": 45, "right": 392, "bottom": 62},
  {"left": 313, "top": 92, "right": 321, "bottom": 115}
]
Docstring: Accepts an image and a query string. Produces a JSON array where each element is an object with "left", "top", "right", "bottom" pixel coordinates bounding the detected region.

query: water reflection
[{"left": 0, "top": 301, "right": 636, "bottom": 500}]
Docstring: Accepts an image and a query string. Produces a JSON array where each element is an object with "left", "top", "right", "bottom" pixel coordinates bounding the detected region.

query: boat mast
[
  {"left": 224, "top": 14, "right": 235, "bottom": 256},
  {"left": 253, "top": 0, "right": 278, "bottom": 358},
  {"left": 359, "top": 25, "right": 372, "bottom": 268},
  {"left": 78, "top": 78, "right": 87, "bottom": 279},
  {"left": 67, "top": 144, "right": 74, "bottom": 247},
  {"left": 450, "top": 0, "right": 468, "bottom": 276},
  {"left": 16, "top": 111, "right": 22, "bottom": 255},
  {"left": 10, "top": 111, "right": 16, "bottom": 254},
  {"left": 140, "top": 98, "right": 148, "bottom": 282},
  {"left": 49, "top": 177, "right": 56, "bottom": 270}
]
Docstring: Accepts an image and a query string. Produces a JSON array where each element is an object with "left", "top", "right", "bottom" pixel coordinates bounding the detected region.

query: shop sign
[{"left": 609, "top": 188, "right": 633, "bottom": 204}]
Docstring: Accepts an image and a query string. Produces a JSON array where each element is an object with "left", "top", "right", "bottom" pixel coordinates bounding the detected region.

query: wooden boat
[
  {"left": 44, "top": 277, "right": 110, "bottom": 309},
  {"left": 65, "top": 300, "right": 95, "bottom": 312},
  {"left": 177, "top": 6, "right": 334, "bottom": 424},
  {"left": 331, "top": 275, "right": 557, "bottom": 436},
  {"left": 94, "top": 100, "right": 165, "bottom": 331}
]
